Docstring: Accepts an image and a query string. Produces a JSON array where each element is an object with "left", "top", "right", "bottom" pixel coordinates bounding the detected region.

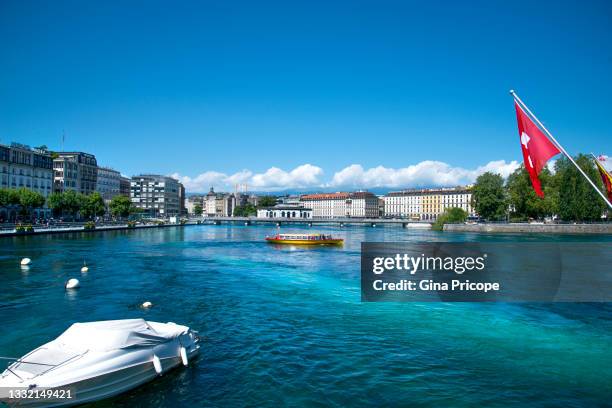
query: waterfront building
[
  {"left": 185, "top": 195, "right": 204, "bottom": 215},
  {"left": 204, "top": 187, "right": 236, "bottom": 217},
  {"left": 383, "top": 186, "right": 474, "bottom": 220},
  {"left": 53, "top": 151, "right": 98, "bottom": 194},
  {"left": 277, "top": 195, "right": 301, "bottom": 206},
  {"left": 0, "top": 143, "right": 54, "bottom": 220},
  {"left": 96, "top": 166, "right": 121, "bottom": 202},
  {"left": 247, "top": 194, "right": 259, "bottom": 207},
  {"left": 300, "top": 191, "right": 379, "bottom": 218},
  {"left": 119, "top": 176, "right": 131, "bottom": 197},
  {"left": 179, "top": 183, "right": 186, "bottom": 215},
  {"left": 130, "top": 175, "right": 182, "bottom": 217},
  {"left": 257, "top": 205, "right": 312, "bottom": 219}
]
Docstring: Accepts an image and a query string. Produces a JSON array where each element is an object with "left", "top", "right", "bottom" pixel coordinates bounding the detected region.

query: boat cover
[{"left": 53, "top": 319, "right": 182, "bottom": 351}]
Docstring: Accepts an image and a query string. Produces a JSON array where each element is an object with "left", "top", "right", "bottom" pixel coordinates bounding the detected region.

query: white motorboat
[{"left": 0, "top": 319, "right": 200, "bottom": 407}]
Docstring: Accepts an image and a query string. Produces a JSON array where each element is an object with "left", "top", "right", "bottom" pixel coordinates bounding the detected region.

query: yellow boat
[{"left": 265, "top": 233, "right": 344, "bottom": 245}]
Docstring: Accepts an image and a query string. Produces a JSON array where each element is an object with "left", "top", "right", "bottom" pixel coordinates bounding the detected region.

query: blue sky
[{"left": 1, "top": 0, "right": 610, "bottom": 192}]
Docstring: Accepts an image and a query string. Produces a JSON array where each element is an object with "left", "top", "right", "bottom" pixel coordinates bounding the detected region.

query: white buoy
[
  {"left": 65, "top": 278, "right": 80, "bottom": 289},
  {"left": 142, "top": 301, "right": 153, "bottom": 309},
  {"left": 152, "top": 354, "right": 162, "bottom": 374},
  {"left": 81, "top": 261, "right": 89, "bottom": 273},
  {"left": 180, "top": 346, "right": 189, "bottom": 366},
  {"left": 20, "top": 258, "right": 31, "bottom": 266}
]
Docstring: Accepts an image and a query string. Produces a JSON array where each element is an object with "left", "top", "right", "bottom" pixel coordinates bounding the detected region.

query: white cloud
[
  {"left": 171, "top": 160, "right": 521, "bottom": 193},
  {"left": 327, "top": 160, "right": 520, "bottom": 189},
  {"left": 170, "top": 164, "right": 323, "bottom": 192}
]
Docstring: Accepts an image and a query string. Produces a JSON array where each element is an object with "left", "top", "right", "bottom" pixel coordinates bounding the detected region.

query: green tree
[
  {"left": 193, "top": 203, "right": 203, "bottom": 216},
  {"left": 432, "top": 207, "right": 468, "bottom": 231},
  {"left": 47, "top": 192, "right": 64, "bottom": 217},
  {"left": 62, "top": 190, "right": 84, "bottom": 220},
  {"left": 257, "top": 196, "right": 277, "bottom": 208},
  {"left": 0, "top": 188, "right": 20, "bottom": 207},
  {"left": 0, "top": 189, "right": 8, "bottom": 207},
  {"left": 554, "top": 155, "right": 606, "bottom": 221},
  {"left": 81, "top": 192, "right": 106, "bottom": 219},
  {"left": 233, "top": 204, "right": 257, "bottom": 217},
  {"left": 506, "top": 165, "right": 557, "bottom": 220},
  {"left": 471, "top": 172, "right": 507, "bottom": 221},
  {"left": 109, "top": 195, "right": 133, "bottom": 218},
  {"left": 17, "top": 188, "right": 45, "bottom": 217}
]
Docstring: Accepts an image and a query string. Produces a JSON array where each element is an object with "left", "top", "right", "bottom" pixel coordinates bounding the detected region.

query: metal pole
[{"left": 510, "top": 90, "right": 612, "bottom": 209}]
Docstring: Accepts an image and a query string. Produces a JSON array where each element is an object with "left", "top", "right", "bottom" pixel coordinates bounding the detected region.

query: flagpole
[{"left": 510, "top": 90, "right": 612, "bottom": 209}]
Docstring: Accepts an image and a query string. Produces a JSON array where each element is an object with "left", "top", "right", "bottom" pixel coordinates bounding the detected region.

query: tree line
[
  {"left": 472, "top": 154, "right": 608, "bottom": 222},
  {"left": 0, "top": 188, "right": 140, "bottom": 221}
]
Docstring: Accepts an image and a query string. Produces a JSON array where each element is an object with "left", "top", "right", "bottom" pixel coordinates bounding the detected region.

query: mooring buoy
[{"left": 65, "top": 278, "right": 80, "bottom": 289}]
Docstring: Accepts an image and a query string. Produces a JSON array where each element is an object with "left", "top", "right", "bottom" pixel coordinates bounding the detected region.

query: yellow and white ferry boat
[{"left": 265, "top": 233, "right": 344, "bottom": 246}]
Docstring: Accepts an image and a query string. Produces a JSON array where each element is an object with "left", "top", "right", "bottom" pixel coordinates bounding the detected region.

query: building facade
[
  {"left": 204, "top": 187, "right": 236, "bottom": 217},
  {"left": 130, "top": 175, "right": 182, "bottom": 217},
  {"left": 300, "top": 191, "right": 379, "bottom": 218},
  {"left": 0, "top": 143, "right": 54, "bottom": 220},
  {"left": 383, "top": 187, "right": 474, "bottom": 220},
  {"left": 53, "top": 152, "right": 98, "bottom": 195},
  {"left": 185, "top": 195, "right": 204, "bottom": 215},
  {"left": 257, "top": 205, "right": 312, "bottom": 219},
  {"left": 119, "top": 176, "right": 131, "bottom": 197},
  {"left": 96, "top": 166, "right": 121, "bottom": 202}
]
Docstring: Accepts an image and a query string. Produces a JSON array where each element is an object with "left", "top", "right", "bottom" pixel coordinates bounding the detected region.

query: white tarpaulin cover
[{"left": 53, "top": 319, "right": 180, "bottom": 351}]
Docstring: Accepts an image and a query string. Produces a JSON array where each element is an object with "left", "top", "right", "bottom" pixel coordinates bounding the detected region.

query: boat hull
[
  {"left": 2, "top": 352, "right": 197, "bottom": 407},
  {"left": 0, "top": 322, "right": 200, "bottom": 408},
  {"left": 265, "top": 238, "right": 343, "bottom": 245}
]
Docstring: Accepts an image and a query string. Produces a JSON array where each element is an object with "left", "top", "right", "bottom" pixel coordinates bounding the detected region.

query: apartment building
[
  {"left": 204, "top": 187, "right": 235, "bottom": 217},
  {"left": 384, "top": 187, "right": 474, "bottom": 220},
  {"left": 300, "top": 191, "right": 379, "bottom": 218},
  {"left": 0, "top": 143, "right": 54, "bottom": 219},
  {"left": 96, "top": 166, "right": 121, "bottom": 202},
  {"left": 119, "top": 176, "right": 131, "bottom": 197},
  {"left": 53, "top": 151, "right": 98, "bottom": 194},
  {"left": 130, "top": 175, "right": 183, "bottom": 217}
]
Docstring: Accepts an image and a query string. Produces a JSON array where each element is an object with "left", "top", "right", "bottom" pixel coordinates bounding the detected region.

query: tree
[
  {"left": 471, "top": 172, "right": 507, "bottom": 221},
  {"left": 554, "top": 155, "right": 606, "bottom": 221},
  {"left": 81, "top": 192, "right": 106, "bottom": 219},
  {"left": 47, "top": 192, "right": 64, "bottom": 217},
  {"left": 17, "top": 188, "right": 45, "bottom": 218},
  {"left": 109, "top": 195, "right": 133, "bottom": 218},
  {"left": 233, "top": 204, "right": 257, "bottom": 217},
  {"left": 193, "top": 203, "right": 203, "bottom": 216},
  {"left": 257, "top": 196, "right": 277, "bottom": 208},
  {"left": 506, "top": 165, "right": 557, "bottom": 220},
  {"left": 432, "top": 207, "right": 468, "bottom": 231},
  {"left": 62, "top": 190, "right": 84, "bottom": 220},
  {"left": 0, "top": 189, "right": 7, "bottom": 207},
  {"left": 0, "top": 188, "right": 20, "bottom": 207}
]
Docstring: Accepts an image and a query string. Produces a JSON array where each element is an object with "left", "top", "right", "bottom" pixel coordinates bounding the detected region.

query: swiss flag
[{"left": 514, "top": 102, "right": 560, "bottom": 197}]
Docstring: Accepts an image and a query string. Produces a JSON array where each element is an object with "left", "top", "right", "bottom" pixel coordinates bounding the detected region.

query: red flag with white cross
[{"left": 514, "top": 102, "right": 561, "bottom": 197}]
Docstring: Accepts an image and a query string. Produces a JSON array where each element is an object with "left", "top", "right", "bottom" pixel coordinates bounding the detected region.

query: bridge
[{"left": 197, "top": 216, "right": 432, "bottom": 228}]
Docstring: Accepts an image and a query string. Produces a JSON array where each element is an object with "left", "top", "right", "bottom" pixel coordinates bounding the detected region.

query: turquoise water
[{"left": 1, "top": 225, "right": 611, "bottom": 407}]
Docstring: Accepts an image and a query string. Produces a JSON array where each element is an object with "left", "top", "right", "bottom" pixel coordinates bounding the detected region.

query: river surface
[{"left": 0, "top": 225, "right": 611, "bottom": 407}]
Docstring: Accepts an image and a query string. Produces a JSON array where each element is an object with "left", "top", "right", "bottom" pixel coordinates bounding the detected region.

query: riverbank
[
  {"left": 0, "top": 222, "right": 194, "bottom": 237},
  {"left": 444, "top": 222, "right": 612, "bottom": 234}
]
